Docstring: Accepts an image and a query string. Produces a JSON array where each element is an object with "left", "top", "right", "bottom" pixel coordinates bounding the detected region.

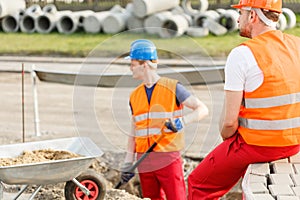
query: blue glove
[
  {"left": 120, "top": 162, "right": 135, "bottom": 183},
  {"left": 121, "top": 172, "right": 135, "bottom": 183},
  {"left": 166, "top": 117, "right": 184, "bottom": 132}
]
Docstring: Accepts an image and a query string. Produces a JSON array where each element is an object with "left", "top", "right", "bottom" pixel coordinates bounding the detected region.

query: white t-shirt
[{"left": 224, "top": 45, "right": 264, "bottom": 92}]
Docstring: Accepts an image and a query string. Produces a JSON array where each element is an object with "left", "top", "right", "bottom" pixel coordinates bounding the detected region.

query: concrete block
[
  {"left": 269, "top": 185, "right": 294, "bottom": 196},
  {"left": 291, "top": 174, "right": 300, "bottom": 186},
  {"left": 292, "top": 186, "right": 300, "bottom": 196},
  {"left": 294, "top": 164, "right": 300, "bottom": 174},
  {"left": 277, "top": 196, "right": 300, "bottom": 200},
  {"left": 273, "top": 163, "right": 295, "bottom": 174},
  {"left": 249, "top": 182, "right": 269, "bottom": 194},
  {"left": 252, "top": 194, "right": 275, "bottom": 200},
  {"left": 248, "top": 174, "right": 267, "bottom": 185},
  {"left": 269, "top": 174, "right": 294, "bottom": 186},
  {"left": 250, "top": 163, "right": 271, "bottom": 175},
  {"left": 290, "top": 153, "right": 300, "bottom": 164},
  {"left": 271, "top": 158, "right": 289, "bottom": 163}
]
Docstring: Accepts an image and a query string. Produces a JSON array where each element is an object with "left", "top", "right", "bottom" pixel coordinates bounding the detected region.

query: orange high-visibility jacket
[
  {"left": 238, "top": 30, "right": 300, "bottom": 146},
  {"left": 130, "top": 77, "right": 184, "bottom": 153}
]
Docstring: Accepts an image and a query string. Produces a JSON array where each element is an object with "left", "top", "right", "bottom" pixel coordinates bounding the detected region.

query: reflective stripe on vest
[
  {"left": 135, "top": 128, "right": 173, "bottom": 137},
  {"left": 134, "top": 110, "right": 183, "bottom": 122},
  {"left": 239, "top": 117, "right": 300, "bottom": 130},
  {"left": 244, "top": 92, "right": 300, "bottom": 108}
]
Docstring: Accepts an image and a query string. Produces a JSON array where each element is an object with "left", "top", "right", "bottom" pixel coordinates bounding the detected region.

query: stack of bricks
[{"left": 242, "top": 152, "right": 300, "bottom": 200}]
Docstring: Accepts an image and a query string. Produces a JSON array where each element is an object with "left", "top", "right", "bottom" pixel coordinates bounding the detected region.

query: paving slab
[
  {"left": 269, "top": 174, "right": 294, "bottom": 186},
  {"left": 268, "top": 185, "right": 294, "bottom": 196},
  {"left": 252, "top": 194, "right": 275, "bottom": 200},
  {"left": 272, "top": 163, "right": 295, "bottom": 174},
  {"left": 291, "top": 174, "right": 300, "bottom": 186},
  {"left": 290, "top": 153, "right": 300, "bottom": 164}
]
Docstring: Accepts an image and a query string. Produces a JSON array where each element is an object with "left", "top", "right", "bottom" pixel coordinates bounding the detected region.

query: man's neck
[{"left": 143, "top": 72, "right": 160, "bottom": 88}]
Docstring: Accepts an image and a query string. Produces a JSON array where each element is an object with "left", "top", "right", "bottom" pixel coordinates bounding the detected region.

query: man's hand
[
  {"left": 120, "top": 162, "right": 135, "bottom": 183},
  {"left": 165, "top": 117, "right": 184, "bottom": 132}
]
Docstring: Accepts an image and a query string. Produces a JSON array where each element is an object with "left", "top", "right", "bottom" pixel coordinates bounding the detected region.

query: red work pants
[
  {"left": 138, "top": 157, "right": 186, "bottom": 200},
  {"left": 188, "top": 134, "right": 300, "bottom": 200}
]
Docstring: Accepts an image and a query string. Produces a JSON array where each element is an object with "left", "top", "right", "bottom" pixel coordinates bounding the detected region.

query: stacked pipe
[
  {"left": 36, "top": 4, "right": 72, "bottom": 34},
  {"left": 0, "top": 0, "right": 26, "bottom": 33},
  {"left": 56, "top": 10, "right": 94, "bottom": 34},
  {"left": 0, "top": 0, "right": 297, "bottom": 38}
]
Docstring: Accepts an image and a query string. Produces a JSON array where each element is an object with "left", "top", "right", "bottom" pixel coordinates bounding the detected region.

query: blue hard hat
[{"left": 125, "top": 39, "right": 158, "bottom": 61}]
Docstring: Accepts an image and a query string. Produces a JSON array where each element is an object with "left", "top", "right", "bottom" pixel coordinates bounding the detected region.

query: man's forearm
[
  {"left": 124, "top": 136, "right": 135, "bottom": 163},
  {"left": 220, "top": 121, "right": 238, "bottom": 140}
]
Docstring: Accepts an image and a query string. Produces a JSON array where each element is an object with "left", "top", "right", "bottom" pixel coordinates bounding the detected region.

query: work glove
[
  {"left": 165, "top": 117, "right": 184, "bottom": 132},
  {"left": 120, "top": 162, "right": 135, "bottom": 183}
]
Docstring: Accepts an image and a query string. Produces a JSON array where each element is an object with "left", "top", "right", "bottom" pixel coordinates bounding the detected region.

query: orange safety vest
[
  {"left": 238, "top": 30, "right": 300, "bottom": 146},
  {"left": 130, "top": 77, "right": 185, "bottom": 153}
]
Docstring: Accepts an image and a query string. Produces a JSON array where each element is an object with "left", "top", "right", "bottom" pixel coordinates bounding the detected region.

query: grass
[{"left": 0, "top": 24, "right": 299, "bottom": 58}]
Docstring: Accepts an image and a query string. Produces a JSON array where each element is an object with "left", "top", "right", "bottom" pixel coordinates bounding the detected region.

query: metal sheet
[{"left": 34, "top": 66, "right": 225, "bottom": 88}]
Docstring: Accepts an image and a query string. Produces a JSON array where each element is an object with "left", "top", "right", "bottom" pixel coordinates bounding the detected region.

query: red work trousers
[
  {"left": 138, "top": 157, "right": 186, "bottom": 200},
  {"left": 188, "top": 134, "right": 300, "bottom": 200}
]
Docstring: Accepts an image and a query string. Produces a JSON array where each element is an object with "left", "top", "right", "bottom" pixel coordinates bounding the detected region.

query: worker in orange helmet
[
  {"left": 188, "top": 0, "right": 300, "bottom": 199},
  {"left": 121, "top": 39, "right": 209, "bottom": 200}
]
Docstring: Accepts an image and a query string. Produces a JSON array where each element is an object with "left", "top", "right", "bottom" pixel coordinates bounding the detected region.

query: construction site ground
[{"left": 0, "top": 57, "right": 242, "bottom": 199}]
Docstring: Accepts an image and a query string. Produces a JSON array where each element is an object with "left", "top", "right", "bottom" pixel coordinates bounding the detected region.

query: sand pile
[{"left": 0, "top": 149, "right": 81, "bottom": 166}]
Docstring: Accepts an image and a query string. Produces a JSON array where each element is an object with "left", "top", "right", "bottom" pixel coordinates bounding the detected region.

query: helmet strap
[
  {"left": 252, "top": 8, "right": 277, "bottom": 28},
  {"left": 146, "top": 61, "right": 158, "bottom": 69}
]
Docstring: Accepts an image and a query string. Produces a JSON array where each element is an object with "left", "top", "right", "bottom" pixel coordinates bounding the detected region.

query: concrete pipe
[
  {"left": 186, "top": 26, "right": 209, "bottom": 37},
  {"left": 216, "top": 8, "right": 227, "bottom": 15},
  {"left": 102, "top": 11, "right": 130, "bottom": 34},
  {"left": 203, "top": 18, "right": 227, "bottom": 36},
  {"left": 181, "top": 0, "right": 209, "bottom": 16},
  {"left": 193, "top": 10, "right": 220, "bottom": 27},
  {"left": 36, "top": 10, "right": 72, "bottom": 34},
  {"left": 1, "top": 10, "right": 23, "bottom": 32},
  {"left": 25, "top": 4, "right": 42, "bottom": 15},
  {"left": 82, "top": 11, "right": 110, "bottom": 33},
  {"left": 144, "top": 11, "right": 172, "bottom": 35},
  {"left": 20, "top": 4, "right": 43, "bottom": 33},
  {"left": 42, "top": 4, "right": 57, "bottom": 14},
  {"left": 159, "top": 14, "right": 189, "bottom": 38},
  {"left": 125, "top": 3, "right": 144, "bottom": 33},
  {"left": 0, "top": 0, "right": 25, "bottom": 18},
  {"left": 276, "top": 13, "right": 287, "bottom": 31},
  {"left": 77, "top": 10, "right": 95, "bottom": 27},
  {"left": 57, "top": 10, "right": 94, "bottom": 34},
  {"left": 171, "top": 6, "right": 193, "bottom": 26},
  {"left": 218, "top": 9, "right": 239, "bottom": 32},
  {"left": 110, "top": 4, "right": 126, "bottom": 14},
  {"left": 127, "top": 14, "right": 145, "bottom": 33},
  {"left": 133, "top": 0, "right": 179, "bottom": 18},
  {"left": 282, "top": 8, "right": 296, "bottom": 29}
]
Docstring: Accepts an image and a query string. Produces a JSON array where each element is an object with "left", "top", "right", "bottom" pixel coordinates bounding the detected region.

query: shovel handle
[{"left": 115, "top": 119, "right": 175, "bottom": 189}]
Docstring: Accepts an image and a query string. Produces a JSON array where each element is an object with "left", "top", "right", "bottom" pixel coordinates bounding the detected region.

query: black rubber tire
[{"left": 64, "top": 169, "right": 106, "bottom": 200}]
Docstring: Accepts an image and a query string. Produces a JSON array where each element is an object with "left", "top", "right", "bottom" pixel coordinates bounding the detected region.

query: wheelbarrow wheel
[{"left": 64, "top": 169, "right": 106, "bottom": 200}]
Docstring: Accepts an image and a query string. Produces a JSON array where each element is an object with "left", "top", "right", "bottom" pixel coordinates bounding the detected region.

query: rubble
[{"left": 1, "top": 150, "right": 242, "bottom": 199}]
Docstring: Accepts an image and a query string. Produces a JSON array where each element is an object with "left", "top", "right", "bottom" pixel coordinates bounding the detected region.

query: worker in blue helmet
[
  {"left": 120, "top": 39, "right": 209, "bottom": 200},
  {"left": 125, "top": 39, "right": 158, "bottom": 68}
]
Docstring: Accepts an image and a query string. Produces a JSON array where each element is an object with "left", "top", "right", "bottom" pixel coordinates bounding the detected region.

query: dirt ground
[{"left": 0, "top": 71, "right": 241, "bottom": 199}]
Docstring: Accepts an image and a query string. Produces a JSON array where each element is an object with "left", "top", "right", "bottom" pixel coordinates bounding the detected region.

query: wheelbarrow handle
[{"left": 115, "top": 119, "right": 177, "bottom": 189}]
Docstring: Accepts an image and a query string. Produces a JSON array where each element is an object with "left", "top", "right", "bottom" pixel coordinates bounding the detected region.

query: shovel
[{"left": 115, "top": 119, "right": 178, "bottom": 189}]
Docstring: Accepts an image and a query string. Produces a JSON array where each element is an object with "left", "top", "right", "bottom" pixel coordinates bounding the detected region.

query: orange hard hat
[{"left": 231, "top": 0, "right": 282, "bottom": 13}]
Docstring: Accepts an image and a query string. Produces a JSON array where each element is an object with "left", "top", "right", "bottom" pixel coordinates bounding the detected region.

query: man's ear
[{"left": 250, "top": 10, "right": 257, "bottom": 22}]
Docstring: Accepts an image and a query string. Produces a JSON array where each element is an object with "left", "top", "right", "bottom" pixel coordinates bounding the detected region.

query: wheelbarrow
[{"left": 0, "top": 137, "right": 106, "bottom": 200}]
